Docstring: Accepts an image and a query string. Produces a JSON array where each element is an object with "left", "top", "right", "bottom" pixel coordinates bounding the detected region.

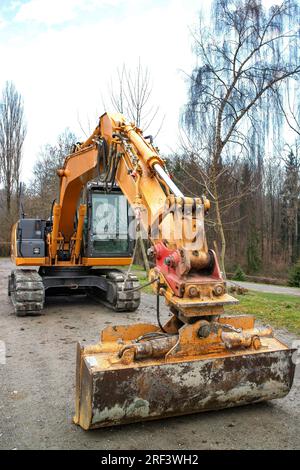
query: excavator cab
[{"left": 84, "top": 183, "right": 135, "bottom": 260}]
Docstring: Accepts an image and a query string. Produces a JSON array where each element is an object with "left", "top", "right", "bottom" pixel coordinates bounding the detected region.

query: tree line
[{"left": 168, "top": 143, "right": 300, "bottom": 278}]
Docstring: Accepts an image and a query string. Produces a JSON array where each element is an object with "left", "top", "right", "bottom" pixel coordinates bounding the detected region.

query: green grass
[
  {"left": 133, "top": 272, "right": 300, "bottom": 334},
  {"left": 130, "top": 264, "right": 146, "bottom": 272},
  {"left": 134, "top": 271, "right": 154, "bottom": 294},
  {"left": 133, "top": 267, "right": 300, "bottom": 334},
  {"left": 226, "top": 291, "right": 300, "bottom": 334}
]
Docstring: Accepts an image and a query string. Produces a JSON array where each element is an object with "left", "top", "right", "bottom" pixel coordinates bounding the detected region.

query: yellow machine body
[{"left": 9, "top": 112, "right": 296, "bottom": 428}]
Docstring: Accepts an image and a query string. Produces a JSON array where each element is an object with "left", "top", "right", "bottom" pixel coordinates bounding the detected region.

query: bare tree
[
  {"left": 28, "top": 129, "right": 77, "bottom": 219},
  {"left": 275, "top": 79, "right": 300, "bottom": 138},
  {"left": 109, "top": 60, "right": 165, "bottom": 272},
  {"left": 183, "top": 0, "right": 300, "bottom": 273},
  {"left": 109, "top": 58, "right": 164, "bottom": 136},
  {"left": 0, "top": 81, "right": 26, "bottom": 214}
]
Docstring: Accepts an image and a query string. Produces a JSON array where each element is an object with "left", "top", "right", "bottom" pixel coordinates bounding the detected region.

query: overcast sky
[{"left": 0, "top": 0, "right": 206, "bottom": 182}]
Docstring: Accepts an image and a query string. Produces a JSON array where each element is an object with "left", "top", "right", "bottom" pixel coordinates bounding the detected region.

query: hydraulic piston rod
[{"left": 153, "top": 163, "right": 184, "bottom": 197}]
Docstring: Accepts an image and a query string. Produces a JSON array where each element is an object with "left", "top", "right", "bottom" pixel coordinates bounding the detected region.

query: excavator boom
[{"left": 71, "top": 113, "right": 295, "bottom": 429}]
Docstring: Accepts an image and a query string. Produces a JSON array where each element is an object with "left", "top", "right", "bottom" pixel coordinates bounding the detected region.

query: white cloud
[
  {"left": 14, "top": 0, "right": 131, "bottom": 25},
  {"left": 0, "top": 14, "right": 7, "bottom": 29},
  {"left": 15, "top": 0, "right": 81, "bottom": 25},
  {"left": 7, "top": 0, "right": 23, "bottom": 11}
]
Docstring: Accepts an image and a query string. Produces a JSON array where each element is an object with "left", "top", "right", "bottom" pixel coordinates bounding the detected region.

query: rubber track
[
  {"left": 9, "top": 269, "right": 45, "bottom": 316},
  {"left": 89, "top": 271, "right": 141, "bottom": 312}
]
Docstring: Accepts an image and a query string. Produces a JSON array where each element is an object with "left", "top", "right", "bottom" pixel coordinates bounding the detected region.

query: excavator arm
[
  {"left": 52, "top": 112, "right": 235, "bottom": 317},
  {"left": 72, "top": 113, "right": 295, "bottom": 429}
]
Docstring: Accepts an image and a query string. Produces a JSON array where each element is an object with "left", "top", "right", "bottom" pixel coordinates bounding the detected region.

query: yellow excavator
[{"left": 9, "top": 113, "right": 295, "bottom": 429}]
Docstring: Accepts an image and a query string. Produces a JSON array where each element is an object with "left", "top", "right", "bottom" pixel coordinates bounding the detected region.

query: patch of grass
[
  {"left": 226, "top": 291, "right": 300, "bottom": 334},
  {"left": 133, "top": 271, "right": 154, "bottom": 294},
  {"left": 133, "top": 272, "right": 300, "bottom": 334},
  {"left": 130, "top": 264, "right": 145, "bottom": 272}
]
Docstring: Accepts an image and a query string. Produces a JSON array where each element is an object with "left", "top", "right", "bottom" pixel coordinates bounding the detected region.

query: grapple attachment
[{"left": 74, "top": 317, "right": 295, "bottom": 430}]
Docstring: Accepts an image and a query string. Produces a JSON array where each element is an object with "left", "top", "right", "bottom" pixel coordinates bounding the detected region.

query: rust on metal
[
  {"left": 74, "top": 319, "right": 296, "bottom": 430},
  {"left": 74, "top": 343, "right": 295, "bottom": 430}
]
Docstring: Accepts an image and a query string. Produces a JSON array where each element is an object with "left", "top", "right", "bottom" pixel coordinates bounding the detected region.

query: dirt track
[{"left": 0, "top": 258, "right": 299, "bottom": 450}]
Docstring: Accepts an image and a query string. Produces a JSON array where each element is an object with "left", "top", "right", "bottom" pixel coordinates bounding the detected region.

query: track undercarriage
[
  {"left": 8, "top": 267, "right": 140, "bottom": 316},
  {"left": 8, "top": 269, "right": 44, "bottom": 316}
]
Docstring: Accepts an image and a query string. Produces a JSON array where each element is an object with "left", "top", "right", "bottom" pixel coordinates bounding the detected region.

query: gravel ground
[{"left": 0, "top": 258, "right": 299, "bottom": 450}]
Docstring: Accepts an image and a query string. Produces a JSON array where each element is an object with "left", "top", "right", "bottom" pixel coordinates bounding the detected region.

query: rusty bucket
[{"left": 73, "top": 322, "right": 295, "bottom": 430}]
